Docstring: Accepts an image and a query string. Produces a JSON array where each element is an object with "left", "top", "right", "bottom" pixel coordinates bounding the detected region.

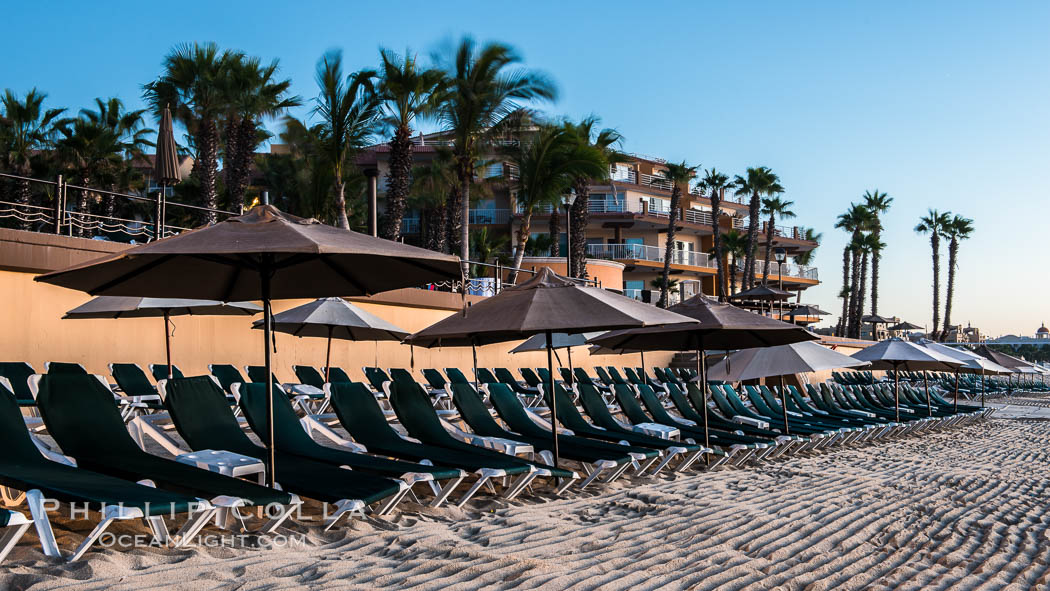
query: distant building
[{"left": 1037, "top": 323, "right": 1049, "bottom": 339}]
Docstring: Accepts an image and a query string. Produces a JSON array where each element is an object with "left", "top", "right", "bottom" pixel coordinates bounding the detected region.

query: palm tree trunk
[
  {"left": 838, "top": 246, "right": 850, "bottom": 337},
  {"left": 548, "top": 207, "right": 560, "bottom": 257},
  {"left": 459, "top": 167, "right": 471, "bottom": 278},
  {"left": 194, "top": 118, "right": 220, "bottom": 224},
  {"left": 729, "top": 251, "right": 738, "bottom": 296},
  {"left": 744, "top": 191, "right": 761, "bottom": 289},
  {"left": 858, "top": 251, "right": 869, "bottom": 334},
  {"left": 943, "top": 238, "right": 958, "bottom": 339},
  {"left": 446, "top": 184, "right": 463, "bottom": 256},
  {"left": 931, "top": 234, "right": 941, "bottom": 339},
  {"left": 569, "top": 177, "right": 590, "bottom": 279},
  {"left": 761, "top": 212, "right": 775, "bottom": 285},
  {"left": 334, "top": 175, "right": 350, "bottom": 230},
  {"left": 381, "top": 125, "right": 413, "bottom": 241},
  {"left": 657, "top": 187, "right": 682, "bottom": 308},
  {"left": 711, "top": 188, "right": 724, "bottom": 299},
  {"left": 871, "top": 228, "right": 881, "bottom": 316},
  {"left": 509, "top": 214, "right": 532, "bottom": 284},
  {"left": 848, "top": 245, "right": 861, "bottom": 338}
]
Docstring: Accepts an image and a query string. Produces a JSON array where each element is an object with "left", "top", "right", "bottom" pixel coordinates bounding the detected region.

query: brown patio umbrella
[
  {"left": 153, "top": 106, "right": 181, "bottom": 239},
  {"left": 405, "top": 268, "right": 694, "bottom": 466},
  {"left": 63, "top": 296, "right": 261, "bottom": 379},
  {"left": 588, "top": 294, "right": 819, "bottom": 447},
  {"left": 850, "top": 338, "right": 961, "bottom": 421},
  {"left": 36, "top": 204, "right": 461, "bottom": 486}
]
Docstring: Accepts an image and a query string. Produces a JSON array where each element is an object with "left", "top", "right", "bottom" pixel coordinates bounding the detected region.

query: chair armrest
[
  {"left": 127, "top": 415, "right": 188, "bottom": 457},
  {"left": 300, "top": 415, "right": 368, "bottom": 453},
  {"left": 523, "top": 408, "right": 575, "bottom": 435}
]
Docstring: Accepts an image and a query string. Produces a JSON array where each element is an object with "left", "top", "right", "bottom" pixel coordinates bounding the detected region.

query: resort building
[{"left": 352, "top": 133, "right": 821, "bottom": 305}]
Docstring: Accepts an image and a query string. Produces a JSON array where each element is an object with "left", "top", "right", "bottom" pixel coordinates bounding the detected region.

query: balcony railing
[
  {"left": 735, "top": 259, "right": 819, "bottom": 280},
  {"left": 401, "top": 217, "right": 420, "bottom": 234},
  {"left": 587, "top": 243, "right": 712, "bottom": 268},
  {"left": 469, "top": 209, "right": 510, "bottom": 225}
]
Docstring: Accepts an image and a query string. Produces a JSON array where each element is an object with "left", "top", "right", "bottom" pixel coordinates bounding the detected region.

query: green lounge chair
[
  {"left": 110, "top": 363, "right": 163, "bottom": 407},
  {"left": 475, "top": 368, "right": 500, "bottom": 385},
  {"left": 519, "top": 367, "right": 543, "bottom": 389},
  {"left": 0, "top": 509, "right": 31, "bottom": 564},
  {"left": 246, "top": 364, "right": 325, "bottom": 411},
  {"left": 444, "top": 368, "right": 471, "bottom": 385},
  {"left": 0, "top": 388, "right": 215, "bottom": 562},
  {"left": 32, "top": 373, "right": 298, "bottom": 531},
  {"left": 236, "top": 383, "right": 466, "bottom": 507},
  {"left": 209, "top": 364, "right": 246, "bottom": 395},
  {"left": 453, "top": 383, "right": 634, "bottom": 488},
  {"left": 293, "top": 365, "right": 326, "bottom": 389},
  {"left": 420, "top": 368, "right": 447, "bottom": 391},
  {"left": 326, "top": 367, "right": 353, "bottom": 384},
  {"left": 364, "top": 367, "right": 392, "bottom": 393},
  {"left": 0, "top": 362, "right": 36, "bottom": 406},
  {"left": 162, "top": 376, "right": 411, "bottom": 526},
  {"left": 492, "top": 367, "right": 541, "bottom": 404},
  {"left": 328, "top": 381, "right": 542, "bottom": 506},
  {"left": 593, "top": 366, "right": 616, "bottom": 387},
  {"left": 45, "top": 362, "right": 87, "bottom": 374},
  {"left": 149, "top": 363, "right": 185, "bottom": 381}
]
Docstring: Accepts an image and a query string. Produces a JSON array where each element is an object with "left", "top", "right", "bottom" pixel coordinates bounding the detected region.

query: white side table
[
  {"left": 632, "top": 423, "right": 680, "bottom": 440},
  {"left": 177, "top": 449, "right": 266, "bottom": 484}
]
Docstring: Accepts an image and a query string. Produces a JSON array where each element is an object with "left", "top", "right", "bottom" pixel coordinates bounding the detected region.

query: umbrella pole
[
  {"left": 954, "top": 370, "right": 959, "bottom": 413},
  {"left": 567, "top": 347, "right": 574, "bottom": 386},
  {"left": 471, "top": 341, "right": 478, "bottom": 387},
  {"left": 894, "top": 365, "right": 900, "bottom": 423},
  {"left": 640, "top": 351, "right": 646, "bottom": 386},
  {"left": 261, "top": 262, "right": 276, "bottom": 488},
  {"left": 324, "top": 326, "right": 333, "bottom": 383},
  {"left": 779, "top": 375, "right": 790, "bottom": 436},
  {"left": 696, "top": 343, "right": 709, "bottom": 450},
  {"left": 981, "top": 369, "right": 985, "bottom": 408},
  {"left": 163, "top": 310, "right": 173, "bottom": 379},
  {"left": 923, "top": 370, "right": 932, "bottom": 417},
  {"left": 546, "top": 330, "right": 559, "bottom": 468}
]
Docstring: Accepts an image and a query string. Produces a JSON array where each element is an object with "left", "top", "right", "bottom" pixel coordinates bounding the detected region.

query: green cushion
[
  {"left": 0, "top": 362, "right": 35, "bottom": 404},
  {"left": 111, "top": 363, "right": 157, "bottom": 399}
]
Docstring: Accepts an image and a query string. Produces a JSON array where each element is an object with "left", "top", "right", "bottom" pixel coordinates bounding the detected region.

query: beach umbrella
[
  {"left": 588, "top": 294, "right": 819, "bottom": 447},
  {"left": 785, "top": 304, "right": 830, "bottom": 325},
  {"left": 888, "top": 321, "right": 922, "bottom": 332},
  {"left": 36, "top": 204, "right": 461, "bottom": 487},
  {"left": 915, "top": 339, "right": 1012, "bottom": 410},
  {"left": 63, "top": 296, "right": 261, "bottom": 379},
  {"left": 250, "top": 297, "right": 408, "bottom": 383},
  {"left": 153, "top": 106, "right": 181, "bottom": 239},
  {"left": 405, "top": 268, "right": 694, "bottom": 466},
  {"left": 510, "top": 332, "right": 604, "bottom": 385},
  {"left": 850, "top": 338, "right": 962, "bottom": 421},
  {"left": 705, "top": 341, "right": 869, "bottom": 434},
  {"left": 730, "top": 285, "right": 794, "bottom": 301}
]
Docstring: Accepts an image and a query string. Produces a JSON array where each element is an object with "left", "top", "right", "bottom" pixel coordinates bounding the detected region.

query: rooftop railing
[{"left": 587, "top": 243, "right": 712, "bottom": 268}]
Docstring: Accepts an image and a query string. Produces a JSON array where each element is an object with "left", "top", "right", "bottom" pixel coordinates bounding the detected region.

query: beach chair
[
  {"left": 605, "top": 367, "right": 629, "bottom": 385},
  {"left": 664, "top": 383, "right": 790, "bottom": 458},
  {"left": 109, "top": 363, "right": 164, "bottom": 420},
  {"left": 519, "top": 367, "right": 543, "bottom": 389},
  {"left": 31, "top": 373, "right": 297, "bottom": 530},
  {"left": 149, "top": 363, "right": 185, "bottom": 381},
  {"left": 293, "top": 365, "right": 327, "bottom": 389},
  {"left": 364, "top": 367, "right": 392, "bottom": 393},
  {"left": 44, "top": 362, "right": 87, "bottom": 375},
  {"left": 492, "top": 367, "right": 542, "bottom": 405},
  {"left": 326, "top": 367, "right": 353, "bottom": 384},
  {"left": 559, "top": 367, "right": 574, "bottom": 384},
  {"left": 235, "top": 383, "right": 465, "bottom": 507},
  {"left": 246, "top": 365, "right": 326, "bottom": 412},
  {"left": 444, "top": 368, "right": 472, "bottom": 385},
  {"left": 327, "top": 381, "right": 545, "bottom": 505},
  {"left": 0, "top": 386, "right": 216, "bottom": 562},
  {"left": 390, "top": 368, "right": 452, "bottom": 410},
  {"left": 475, "top": 368, "right": 500, "bottom": 385},
  {"left": 209, "top": 364, "right": 246, "bottom": 395},
  {"left": 0, "top": 362, "right": 37, "bottom": 406},
  {"left": 593, "top": 366, "right": 616, "bottom": 387},
  {"left": 421, "top": 368, "right": 448, "bottom": 391},
  {"left": 453, "top": 383, "right": 634, "bottom": 488},
  {"left": 162, "top": 376, "right": 410, "bottom": 525},
  {"left": 0, "top": 510, "right": 32, "bottom": 564}
]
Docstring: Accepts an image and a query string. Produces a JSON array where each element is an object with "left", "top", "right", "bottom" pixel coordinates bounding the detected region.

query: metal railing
[
  {"left": 0, "top": 172, "right": 237, "bottom": 242},
  {"left": 734, "top": 259, "right": 819, "bottom": 280},
  {"left": 469, "top": 209, "right": 510, "bottom": 225},
  {"left": 423, "top": 259, "right": 601, "bottom": 297},
  {"left": 401, "top": 217, "right": 420, "bottom": 234},
  {"left": 587, "top": 243, "right": 712, "bottom": 268}
]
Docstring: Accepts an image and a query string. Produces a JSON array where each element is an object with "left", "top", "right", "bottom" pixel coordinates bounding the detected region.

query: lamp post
[
  {"left": 774, "top": 247, "right": 787, "bottom": 321},
  {"left": 561, "top": 191, "right": 577, "bottom": 277}
]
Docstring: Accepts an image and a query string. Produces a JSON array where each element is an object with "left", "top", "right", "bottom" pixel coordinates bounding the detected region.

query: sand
[{"left": 3, "top": 417, "right": 1049, "bottom": 590}]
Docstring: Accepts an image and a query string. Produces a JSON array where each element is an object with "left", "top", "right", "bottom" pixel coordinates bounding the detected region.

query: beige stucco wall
[{"left": 0, "top": 269, "right": 671, "bottom": 383}]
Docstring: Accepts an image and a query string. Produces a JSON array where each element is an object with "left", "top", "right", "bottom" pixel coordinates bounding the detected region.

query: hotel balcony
[
  {"left": 586, "top": 243, "right": 713, "bottom": 270},
  {"left": 735, "top": 259, "right": 819, "bottom": 282},
  {"left": 401, "top": 208, "right": 511, "bottom": 234}
]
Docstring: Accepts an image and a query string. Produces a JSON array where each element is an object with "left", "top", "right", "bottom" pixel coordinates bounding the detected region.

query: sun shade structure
[
  {"left": 405, "top": 268, "right": 694, "bottom": 466},
  {"left": 251, "top": 297, "right": 408, "bottom": 382},
  {"left": 588, "top": 294, "right": 819, "bottom": 447},
  {"left": 786, "top": 304, "right": 830, "bottom": 318},
  {"left": 707, "top": 341, "right": 868, "bottom": 434},
  {"left": 36, "top": 204, "right": 462, "bottom": 487},
  {"left": 917, "top": 339, "right": 1014, "bottom": 410},
  {"left": 862, "top": 314, "right": 895, "bottom": 324},
  {"left": 63, "top": 296, "right": 260, "bottom": 379},
  {"left": 889, "top": 321, "right": 923, "bottom": 332},
  {"left": 730, "top": 285, "right": 794, "bottom": 301},
  {"left": 850, "top": 338, "right": 962, "bottom": 421},
  {"left": 152, "top": 106, "right": 181, "bottom": 237}
]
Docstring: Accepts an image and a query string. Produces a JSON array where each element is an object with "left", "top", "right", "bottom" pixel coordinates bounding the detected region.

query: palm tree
[
  {"left": 656, "top": 161, "right": 698, "bottom": 308},
  {"left": 408, "top": 147, "right": 457, "bottom": 253},
  {"left": 504, "top": 124, "right": 605, "bottom": 283},
  {"left": 793, "top": 228, "right": 822, "bottom": 266},
  {"left": 221, "top": 55, "right": 300, "bottom": 212},
  {"left": 435, "top": 36, "right": 557, "bottom": 276},
  {"left": 862, "top": 189, "right": 892, "bottom": 316},
  {"left": 732, "top": 167, "right": 783, "bottom": 289},
  {"left": 0, "top": 89, "right": 64, "bottom": 227},
  {"left": 942, "top": 215, "right": 974, "bottom": 339},
  {"left": 311, "top": 51, "right": 378, "bottom": 229},
  {"left": 855, "top": 233, "right": 884, "bottom": 336},
  {"left": 915, "top": 209, "right": 952, "bottom": 339},
  {"left": 701, "top": 168, "right": 731, "bottom": 299},
  {"left": 469, "top": 226, "right": 510, "bottom": 277},
  {"left": 565, "top": 116, "right": 623, "bottom": 278},
  {"left": 721, "top": 229, "right": 747, "bottom": 296},
  {"left": 143, "top": 42, "right": 240, "bottom": 223},
  {"left": 759, "top": 195, "right": 796, "bottom": 285},
  {"left": 834, "top": 203, "right": 873, "bottom": 337},
  {"left": 55, "top": 116, "right": 122, "bottom": 235},
  {"left": 376, "top": 48, "right": 442, "bottom": 241}
]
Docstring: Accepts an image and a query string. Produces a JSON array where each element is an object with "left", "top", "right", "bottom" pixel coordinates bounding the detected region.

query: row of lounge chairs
[{"left": 0, "top": 360, "right": 988, "bottom": 563}]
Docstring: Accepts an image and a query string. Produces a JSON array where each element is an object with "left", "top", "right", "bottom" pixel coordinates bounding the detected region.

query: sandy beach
[{"left": 2, "top": 416, "right": 1046, "bottom": 590}]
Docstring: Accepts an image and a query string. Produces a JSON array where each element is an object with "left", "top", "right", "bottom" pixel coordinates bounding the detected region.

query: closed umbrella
[
  {"left": 37, "top": 204, "right": 461, "bottom": 487},
  {"left": 153, "top": 106, "right": 181, "bottom": 239},
  {"left": 707, "top": 341, "right": 869, "bottom": 434},
  {"left": 63, "top": 296, "right": 261, "bottom": 378},
  {"left": 850, "top": 338, "right": 961, "bottom": 421},
  {"left": 405, "top": 268, "right": 693, "bottom": 466},
  {"left": 588, "top": 294, "right": 819, "bottom": 448},
  {"left": 250, "top": 297, "right": 408, "bottom": 383}
]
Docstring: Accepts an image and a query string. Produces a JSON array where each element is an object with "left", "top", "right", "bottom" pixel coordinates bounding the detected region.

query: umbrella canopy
[
  {"left": 850, "top": 338, "right": 962, "bottom": 421},
  {"left": 63, "top": 296, "right": 260, "bottom": 319},
  {"left": 888, "top": 321, "right": 923, "bottom": 331},
  {"left": 730, "top": 285, "right": 794, "bottom": 301},
  {"left": 405, "top": 268, "right": 693, "bottom": 465},
  {"left": 37, "top": 204, "right": 461, "bottom": 488},
  {"left": 862, "top": 314, "right": 895, "bottom": 324},
  {"left": 153, "top": 106, "right": 181, "bottom": 185},
  {"left": 914, "top": 340, "right": 1012, "bottom": 375},
  {"left": 972, "top": 345, "right": 1040, "bottom": 373},
  {"left": 786, "top": 304, "right": 831, "bottom": 318},
  {"left": 708, "top": 341, "right": 869, "bottom": 382},
  {"left": 509, "top": 332, "right": 604, "bottom": 354}
]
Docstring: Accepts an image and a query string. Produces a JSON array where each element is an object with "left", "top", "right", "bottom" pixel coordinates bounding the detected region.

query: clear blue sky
[{"left": 5, "top": 1, "right": 1048, "bottom": 336}]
